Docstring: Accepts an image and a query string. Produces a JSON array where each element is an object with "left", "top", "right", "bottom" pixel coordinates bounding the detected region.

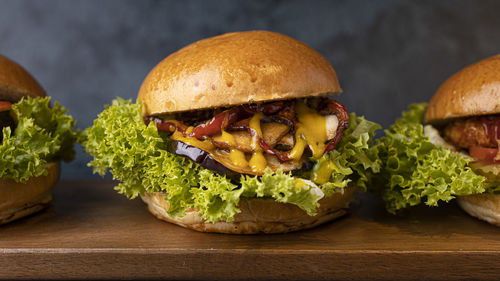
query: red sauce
[
  {"left": 0, "top": 101, "right": 12, "bottom": 112},
  {"left": 480, "top": 115, "right": 500, "bottom": 147}
]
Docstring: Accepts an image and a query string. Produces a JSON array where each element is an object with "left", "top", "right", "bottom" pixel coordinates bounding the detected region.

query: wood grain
[{"left": 0, "top": 180, "right": 499, "bottom": 280}]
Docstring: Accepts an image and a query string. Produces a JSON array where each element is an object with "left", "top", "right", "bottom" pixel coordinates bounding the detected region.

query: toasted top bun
[
  {"left": 0, "top": 54, "right": 46, "bottom": 102},
  {"left": 425, "top": 54, "right": 500, "bottom": 123},
  {"left": 138, "top": 31, "right": 341, "bottom": 116}
]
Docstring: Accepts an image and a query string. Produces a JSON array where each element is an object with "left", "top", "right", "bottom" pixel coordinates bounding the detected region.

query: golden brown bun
[
  {"left": 0, "top": 162, "right": 59, "bottom": 225},
  {"left": 138, "top": 31, "right": 341, "bottom": 116},
  {"left": 426, "top": 54, "right": 500, "bottom": 123},
  {"left": 0, "top": 54, "right": 46, "bottom": 102},
  {"left": 457, "top": 194, "right": 500, "bottom": 226},
  {"left": 141, "top": 186, "right": 355, "bottom": 234}
]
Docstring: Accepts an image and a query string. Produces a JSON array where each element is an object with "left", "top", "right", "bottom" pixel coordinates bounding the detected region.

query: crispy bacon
[{"left": 320, "top": 99, "right": 350, "bottom": 153}]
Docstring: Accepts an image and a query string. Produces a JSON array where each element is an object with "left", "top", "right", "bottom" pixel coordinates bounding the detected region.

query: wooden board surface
[{"left": 0, "top": 180, "right": 499, "bottom": 280}]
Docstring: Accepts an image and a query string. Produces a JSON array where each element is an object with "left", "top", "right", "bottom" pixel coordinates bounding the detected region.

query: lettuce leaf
[
  {"left": 0, "top": 97, "right": 78, "bottom": 182},
  {"left": 303, "top": 113, "right": 382, "bottom": 196},
  {"left": 375, "top": 103, "right": 489, "bottom": 213},
  {"left": 82, "top": 98, "right": 381, "bottom": 222},
  {"left": 332, "top": 113, "right": 382, "bottom": 190},
  {"left": 469, "top": 163, "right": 500, "bottom": 193}
]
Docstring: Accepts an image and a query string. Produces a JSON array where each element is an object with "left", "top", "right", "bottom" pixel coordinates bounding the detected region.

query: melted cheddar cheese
[
  {"left": 220, "top": 130, "right": 248, "bottom": 168},
  {"left": 171, "top": 128, "right": 215, "bottom": 152},
  {"left": 289, "top": 129, "right": 307, "bottom": 160},
  {"left": 248, "top": 112, "right": 267, "bottom": 173},
  {"left": 311, "top": 158, "right": 336, "bottom": 184},
  {"left": 295, "top": 101, "right": 328, "bottom": 159},
  {"left": 168, "top": 100, "right": 337, "bottom": 176}
]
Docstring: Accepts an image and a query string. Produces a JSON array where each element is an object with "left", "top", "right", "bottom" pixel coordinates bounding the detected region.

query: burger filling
[
  {"left": 146, "top": 98, "right": 349, "bottom": 182},
  {"left": 444, "top": 115, "right": 500, "bottom": 163},
  {"left": 0, "top": 101, "right": 14, "bottom": 141},
  {"left": 378, "top": 103, "right": 498, "bottom": 214},
  {"left": 82, "top": 97, "right": 382, "bottom": 222},
  {"left": 1, "top": 97, "right": 77, "bottom": 183}
]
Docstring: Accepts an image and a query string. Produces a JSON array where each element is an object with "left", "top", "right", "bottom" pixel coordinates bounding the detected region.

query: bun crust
[
  {"left": 426, "top": 54, "right": 500, "bottom": 123},
  {"left": 141, "top": 186, "right": 355, "bottom": 234},
  {"left": 457, "top": 194, "right": 500, "bottom": 226},
  {"left": 0, "top": 162, "right": 59, "bottom": 224},
  {"left": 138, "top": 31, "right": 341, "bottom": 115},
  {"left": 0, "top": 54, "right": 46, "bottom": 102}
]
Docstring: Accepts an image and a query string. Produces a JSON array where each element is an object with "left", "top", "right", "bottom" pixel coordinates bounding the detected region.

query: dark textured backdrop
[{"left": 1, "top": 0, "right": 499, "bottom": 178}]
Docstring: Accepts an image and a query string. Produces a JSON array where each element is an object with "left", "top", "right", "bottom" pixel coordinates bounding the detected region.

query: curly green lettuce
[
  {"left": 375, "top": 103, "right": 491, "bottom": 213},
  {"left": 82, "top": 98, "right": 381, "bottom": 222},
  {"left": 0, "top": 97, "right": 78, "bottom": 182},
  {"left": 303, "top": 113, "right": 382, "bottom": 196}
]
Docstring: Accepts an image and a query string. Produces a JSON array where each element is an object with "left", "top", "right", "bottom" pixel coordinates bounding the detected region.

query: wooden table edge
[{"left": 1, "top": 249, "right": 498, "bottom": 280}]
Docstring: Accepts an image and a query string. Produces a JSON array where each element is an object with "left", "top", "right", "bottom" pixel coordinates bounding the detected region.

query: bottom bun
[
  {"left": 457, "top": 194, "right": 500, "bottom": 226},
  {"left": 0, "top": 162, "right": 60, "bottom": 225},
  {"left": 141, "top": 186, "right": 356, "bottom": 234}
]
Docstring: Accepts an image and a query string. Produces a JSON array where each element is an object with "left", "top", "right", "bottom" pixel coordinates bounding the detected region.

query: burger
[
  {"left": 426, "top": 55, "right": 500, "bottom": 225},
  {"left": 375, "top": 55, "right": 500, "bottom": 226},
  {"left": 82, "top": 31, "right": 381, "bottom": 234},
  {"left": 0, "top": 54, "right": 77, "bottom": 224}
]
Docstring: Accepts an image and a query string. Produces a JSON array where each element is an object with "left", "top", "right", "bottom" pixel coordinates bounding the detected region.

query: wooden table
[{"left": 0, "top": 180, "right": 498, "bottom": 280}]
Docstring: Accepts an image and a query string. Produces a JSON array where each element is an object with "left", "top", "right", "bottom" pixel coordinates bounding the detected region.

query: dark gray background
[{"left": 1, "top": 0, "right": 499, "bottom": 179}]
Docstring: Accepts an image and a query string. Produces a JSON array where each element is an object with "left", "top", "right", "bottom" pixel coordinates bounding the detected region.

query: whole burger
[
  {"left": 83, "top": 31, "right": 381, "bottom": 234},
  {"left": 425, "top": 55, "right": 500, "bottom": 225},
  {"left": 375, "top": 55, "right": 500, "bottom": 226},
  {"left": 0, "top": 54, "right": 77, "bottom": 224}
]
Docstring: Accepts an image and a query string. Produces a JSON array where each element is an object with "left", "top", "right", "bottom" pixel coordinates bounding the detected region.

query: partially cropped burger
[
  {"left": 83, "top": 31, "right": 381, "bottom": 234},
  {"left": 0, "top": 54, "right": 77, "bottom": 224},
  {"left": 426, "top": 55, "right": 500, "bottom": 225},
  {"left": 375, "top": 55, "right": 500, "bottom": 226}
]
